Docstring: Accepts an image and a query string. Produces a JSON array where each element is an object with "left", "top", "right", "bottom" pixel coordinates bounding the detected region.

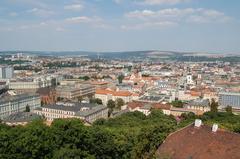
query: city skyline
[{"left": 0, "top": 0, "right": 240, "bottom": 53}]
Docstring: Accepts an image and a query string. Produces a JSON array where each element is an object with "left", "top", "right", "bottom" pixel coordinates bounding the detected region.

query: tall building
[
  {"left": 0, "top": 94, "right": 41, "bottom": 119},
  {"left": 0, "top": 66, "right": 14, "bottom": 79},
  {"left": 219, "top": 92, "right": 240, "bottom": 109}
]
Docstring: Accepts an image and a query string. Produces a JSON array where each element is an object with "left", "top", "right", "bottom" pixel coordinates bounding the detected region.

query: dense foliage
[
  {"left": 201, "top": 112, "right": 240, "bottom": 133},
  {"left": 210, "top": 98, "right": 218, "bottom": 112},
  {"left": 117, "top": 74, "right": 124, "bottom": 84},
  {"left": 1, "top": 109, "right": 240, "bottom": 159},
  {"left": 0, "top": 110, "right": 176, "bottom": 159},
  {"left": 115, "top": 98, "right": 125, "bottom": 109},
  {"left": 171, "top": 100, "right": 184, "bottom": 108},
  {"left": 178, "top": 111, "right": 240, "bottom": 133},
  {"left": 0, "top": 59, "right": 29, "bottom": 65},
  {"left": 89, "top": 98, "right": 103, "bottom": 105}
]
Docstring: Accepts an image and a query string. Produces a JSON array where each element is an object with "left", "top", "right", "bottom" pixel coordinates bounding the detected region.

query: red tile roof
[
  {"left": 157, "top": 124, "right": 240, "bottom": 159},
  {"left": 95, "top": 89, "right": 133, "bottom": 97}
]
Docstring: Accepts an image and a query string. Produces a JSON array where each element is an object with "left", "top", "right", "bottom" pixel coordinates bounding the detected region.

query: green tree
[
  {"left": 127, "top": 66, "right": 132, "bottom": 72},
  {"left": 225, "top": 105, "right": 232, "bottom": 113},
  {"left": 90, "top": 98, "right": 103, "bottom": 105},
  {"left": 25, "top": 105, "right": 30, "bottom": 112},
  {"left": 77, "top": 96, "right": 83, "bottom": 103},
  {"left": 57, "top": 97, "right": 62, "bottom": 101},
  {"left": 210, "top": 98, "right": 218, "bottom": 112},
  {"left": 171, "top": 100, "right": 184, "bottom": 108},
  {"left": 79, "top": 76, "right": 90, "bottom": 81},
  {"left": 53, "top": 148, "right": 95, "bottom": 159},
  {"left": 117, "top": 74, "right": 124, "bottom": 84},
  {"left": 116, "top": 98, "right": 125, "bottom": 109},
  {"left": 95, "top": 98, "right": 103, "bottom": 105},
  {"left": 107, "top": 100, "right": 115, "bottom": 116}
]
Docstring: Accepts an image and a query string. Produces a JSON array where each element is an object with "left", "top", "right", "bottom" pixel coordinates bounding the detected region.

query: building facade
[
  {"left": 95, "top": 89, "right": 135, "bottom": 105},
  {"left": 0, "top": 66, "right": 14, "bottom": 79},
  {"left": 219, "top": 92, "right": 240, "bottom": 109},
  {"left": 185, "top": 98, "right": 210, "bottom": 112},
  {"left": 56, "top": 84, "right": 95, "bottom": 99},
  {"left": 0, "top": 94, "right": 41, "bottom": 119},
  {"left": 34, "top": 102, "right": 108, "bottom": 123},
  {"left": 9, "top": 76, "right": 53, "bottom": 91}
]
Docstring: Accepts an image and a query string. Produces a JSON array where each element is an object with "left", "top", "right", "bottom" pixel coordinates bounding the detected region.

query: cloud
[
  {"left": 27, "top": 8, "right": 55, "bottom": 17},
  {"left": 9, "top": 12, "right": 18, "bottom": 17},
  {"left": 0, "top": 27, "right": 13, "bottom": 32},
  {"left": 8, "top": 0, "right": 48, "bottom": 8},
  {"left": 138, "top": 0, "right": 190, "bottom": 5},
  {"left": 64, "top": 16, "right": 109, "bottom": 28},
  {"left": 64, "top": 4, "right": 84, "bottom": 11},
  {"left": 121, "top": 21, "right": 177, "bottom": 30},
  {"left": 56, "top": 27, "right": 66, "bottom": 32},
  {"left": 125, "top": 8, "right": 232, "bottom": 24},
  {"left": 126, "top": 8, "right": 194, "bottom": 19},
  {"left": 65, "top": 16, "right": 93, "bottom": 23}
]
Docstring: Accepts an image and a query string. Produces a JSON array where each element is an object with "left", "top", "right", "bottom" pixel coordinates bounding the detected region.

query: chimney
[
  {"left": 212, "top": 124, "right": 218, "bottom": 132},
  {"left": 194, "top": 119, "right": 202, "bottom": 128}
]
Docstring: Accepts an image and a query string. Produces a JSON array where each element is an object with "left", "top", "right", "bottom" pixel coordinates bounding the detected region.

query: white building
[
  {"left": 95, "top": 89, "right": 137, "bottom": 105},
  {"left": 0, "top": 94, "right": 41, "bottom": 119},
  {"left": 0, "top": 66, "right": 14, "bottom": 79},
  {"left": 9, "top": 76, "right": 53, "bottom": 90},
  {"left": 186, "top": 74, "right": 194, "bottom": 85},
  {"left": 34, "top": 103, "right": 108, "bottom": 123}
]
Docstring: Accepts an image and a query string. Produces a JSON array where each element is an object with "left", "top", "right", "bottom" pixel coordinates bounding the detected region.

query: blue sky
[{"left": 0, "top": 0, "right": 239, "bottom": 53}]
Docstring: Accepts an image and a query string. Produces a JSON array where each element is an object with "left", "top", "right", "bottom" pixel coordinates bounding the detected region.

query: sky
[{"left": 0, "top": 0, "right": 240, "bottom": 53}]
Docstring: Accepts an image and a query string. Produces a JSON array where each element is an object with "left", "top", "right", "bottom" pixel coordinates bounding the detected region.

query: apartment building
[
  {"left": 95, "top": 89, "right": 138, "bottom": 105},
  {"left": 56, "top": 84, "right": 95, "bottom": 99},
  {"left": 34, "top": 102, "right": 108, "bottom": 123},
  {"left": 0, "top": 94, "right": 41, "bottom": 119},
  {"left": 0, "top": 66, "right": 14, "bottom": 79},
  {"left": 185, "top": 98, "right": 210, "bottom": 112},
  {"left": 9, "top": 76, "right": 53, "bottom": 92},
  {"left": 219, "top": 92, "right": 240, "bottom": 109}
]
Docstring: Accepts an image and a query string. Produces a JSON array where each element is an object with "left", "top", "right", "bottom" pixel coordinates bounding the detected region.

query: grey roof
[
  {"left": 3, "top": 112, "right": 43, "bottom": 123},
  {"left": 75, "top": 105, "right": 108, "bottom": 117},
  {"left": 141, "top": 104, "right": 152, "bottom": 110},
  {"left": 41, "top": 103, "right": 108, "bottom": 117},
  {"left": 139, "top": 95, "right": 164, "bottom": 102},
  {"left": 0, "top": 94, "right": 40, "bottom": 105},
  {"left": 219, "top": 92, "right": 240, "bottom": 96},
  {"left": 41, "top": 103, "right": 96, "bottom": 111},
  {"left": 187, "top": 98, "right": 210, "bottom": 107}
]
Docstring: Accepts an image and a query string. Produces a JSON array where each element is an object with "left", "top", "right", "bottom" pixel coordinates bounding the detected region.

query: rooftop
[
  {"left": 3, "top": 112, "right": 43, "bottom": 123},
  {"left": 187, "top": 98, "right": 210, "bottom": 107},
  {"left": 0, "top": 94, "right": 39, "bottom": 105},
  {"left": 157, "top": 124, "right": 240, "bottom": 159},
  {"left": 95, "top": 89, "right": 133, "bottom": 97},
  {"left": 40, "top": 103, "right": 108, "bottom": 117}
]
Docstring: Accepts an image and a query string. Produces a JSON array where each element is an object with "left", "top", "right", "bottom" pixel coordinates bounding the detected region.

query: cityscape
[{"left": 0, "top": 0, "right": 240, "bottom": 159}]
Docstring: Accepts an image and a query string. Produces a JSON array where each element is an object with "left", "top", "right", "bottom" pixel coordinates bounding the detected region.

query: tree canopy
[
  {"left": 0, "top": 110, "right": 177, "bottom": 159},
  {"left": 90, "top": 98, "right": 103, "bottom": 105},
  {"left": 210, "top": 98, "right": 218, "bottom": 112},
  {"left": 1, "top": 110, "right": 240, "bottom": 159},
  {"left": 116, "top": 98, "right": 125, "bottom": 109}
]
